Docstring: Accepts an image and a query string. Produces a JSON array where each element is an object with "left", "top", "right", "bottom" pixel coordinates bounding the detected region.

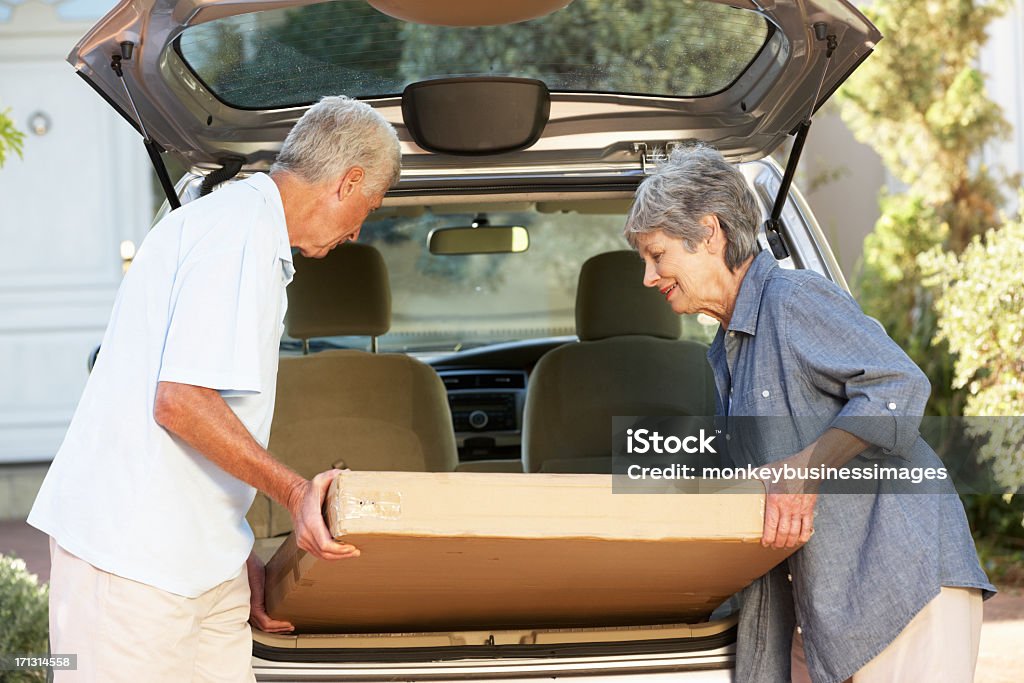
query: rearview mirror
[{"left": 428, "top": 226, "right": 529, "bottom": 255}]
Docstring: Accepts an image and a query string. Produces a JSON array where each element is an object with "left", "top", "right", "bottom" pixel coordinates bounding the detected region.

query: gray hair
[
  {"left": 624, "top": 144, "right": 761, "bottom": 271},
  {"left": 271, "top": 96, "right": 401, "bottom": 195}
]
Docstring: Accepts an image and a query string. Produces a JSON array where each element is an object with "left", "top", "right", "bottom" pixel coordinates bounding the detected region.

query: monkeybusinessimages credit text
[{"left": 621, "top": 428, "right": 949, "bottom": 485}]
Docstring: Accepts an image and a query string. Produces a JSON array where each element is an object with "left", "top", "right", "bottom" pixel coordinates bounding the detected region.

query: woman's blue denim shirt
[{"left": 708, "top": 250, "right": 994, "bottom": 683}]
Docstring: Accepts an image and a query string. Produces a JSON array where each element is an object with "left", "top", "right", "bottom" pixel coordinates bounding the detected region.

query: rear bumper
[{"left": 253, "top": 651, "right": 735, "bottom": 682}]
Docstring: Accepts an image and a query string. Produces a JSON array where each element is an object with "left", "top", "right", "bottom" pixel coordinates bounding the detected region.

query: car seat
[
  {"left": 246, "top": 243, "right": 458, "bottom": 539},
  {"left": 522, "top": 250, "right": 715, "bottom": 473}
]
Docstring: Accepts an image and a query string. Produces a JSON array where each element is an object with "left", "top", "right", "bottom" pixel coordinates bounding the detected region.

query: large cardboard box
[{"left": 264, "top": 471, "right": 793, "bottom": 633}]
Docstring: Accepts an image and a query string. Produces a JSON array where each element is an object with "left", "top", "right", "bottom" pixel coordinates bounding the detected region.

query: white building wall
[
  {"left": 0, "top": 0, "right": 152, "bottom": 465},
  {"left": 981, "top": 0, "right": 1024, "bottom": 210}
]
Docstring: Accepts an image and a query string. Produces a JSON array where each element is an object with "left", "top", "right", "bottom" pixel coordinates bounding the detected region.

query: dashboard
[
  {"left": 437, "top": 369, "right": 526, "bottom": 461},
  {"left": 428, "top": 337, "right": 573, "bottom": 464}
]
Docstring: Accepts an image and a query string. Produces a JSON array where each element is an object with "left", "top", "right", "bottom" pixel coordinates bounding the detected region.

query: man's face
[{"left": 304, "top": 169, "right": 385, "bottom": 258}]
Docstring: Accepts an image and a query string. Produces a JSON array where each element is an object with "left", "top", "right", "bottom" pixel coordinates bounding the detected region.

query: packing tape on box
[
  {"left": 343, "top": 490, "right": 402, "bottom": 519},
  {"left": 327, "top": 483, "right": 403, "bottom": 535}
]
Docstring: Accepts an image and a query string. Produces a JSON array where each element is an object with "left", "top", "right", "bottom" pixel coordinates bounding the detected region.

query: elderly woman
[{"left": 624, "top": 144, "right": 993, "bottom": 683}]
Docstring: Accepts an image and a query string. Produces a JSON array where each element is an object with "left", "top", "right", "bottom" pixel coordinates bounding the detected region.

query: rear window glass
[
  {"left": 177, "top": 0, "right": 771, "bottom": 109},
  {"left": 280, "top": 204, "right": 718, "bottom": 354}
]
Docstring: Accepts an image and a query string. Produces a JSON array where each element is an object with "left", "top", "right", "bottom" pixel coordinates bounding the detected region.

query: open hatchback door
[{"left": 71, "top": 0, "right": 880, "bottom": 184}]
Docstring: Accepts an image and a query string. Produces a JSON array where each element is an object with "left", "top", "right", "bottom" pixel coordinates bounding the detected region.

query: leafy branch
[{"left": 0, "top": 107, "right": 26, "bottom": 168}]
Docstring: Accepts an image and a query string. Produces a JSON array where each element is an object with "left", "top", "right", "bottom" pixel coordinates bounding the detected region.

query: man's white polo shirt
[{"left": 29, "top": 173, "right": 294, "bottom": 598}]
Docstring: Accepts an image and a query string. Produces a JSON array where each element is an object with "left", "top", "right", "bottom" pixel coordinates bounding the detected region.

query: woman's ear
[{"left": 700, "top": 214, "right": 723, "bottom": 252}]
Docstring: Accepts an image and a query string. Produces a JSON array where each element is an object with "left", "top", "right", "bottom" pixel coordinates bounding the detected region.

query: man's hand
[
  {"left": 246, "top": 552, "right": 295, "bottom": 634},
  {"left": 762, "top": 449, "right": 817, "bottom": 550},
  {"left": 287, "top": 469, "right": 361, "bottom": 561}
]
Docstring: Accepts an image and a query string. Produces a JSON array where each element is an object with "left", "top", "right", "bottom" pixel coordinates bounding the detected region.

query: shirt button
[
  {"left": 728, "top": 331, "right": 736, "bottom": 338},
  {"left": 787, "top": 573, "right": 793, "bottom": 582},
  {"left": 887, "top": 402, "right": 897, "bottom": 410},
  {"left": 796, "top": 626, "right": 803, "bottom": 635},
  {"left": 725, "top": 434, "right": 732, "bottom": 441},
  {"left": 762, "top": 390, "right": 770, "bottom": 398}
]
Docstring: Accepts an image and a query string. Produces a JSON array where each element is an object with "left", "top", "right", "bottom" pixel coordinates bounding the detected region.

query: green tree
[
  {"left": 270, "top": 1, "right": 403, "bottom": 78},
  {"left": 399, "top": 0, "right": 765, "bottom": 96},
  {"left": 0, "top": 106, "right": 25, "bottom": 168},
  {"left": 923, "top": 201, "right": 1024, "bottom": 492},
  {"left": 182, "top": 0, "right": 766, "bottom": 105},
  {"left": 836, "top": 0, "right": 1016, "bottom": 418}
]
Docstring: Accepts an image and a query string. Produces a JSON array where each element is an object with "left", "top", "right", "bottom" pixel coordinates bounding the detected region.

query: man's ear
[{"left": 339, "top": 167, "right": 366, "bottom": 200}]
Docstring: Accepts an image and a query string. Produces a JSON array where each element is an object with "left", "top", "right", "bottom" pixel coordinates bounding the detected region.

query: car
[{"left": 70, "top": 0, "right": 881, "bottom": 679}]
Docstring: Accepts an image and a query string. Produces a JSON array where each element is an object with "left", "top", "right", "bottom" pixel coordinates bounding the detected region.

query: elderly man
[{"left": 28, "top": 96, "right": 400, "bottom": 682}]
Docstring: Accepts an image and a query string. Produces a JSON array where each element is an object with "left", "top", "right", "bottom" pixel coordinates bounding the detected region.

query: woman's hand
[
  {"left": 246, "top": 551, "right": 296, "bottom": 634},
  {"left": 760, "top": 429, "right": 869, "bottom": 549},
  {"left": 763, "top": 489, "right": 817, "bottom": 549},
  {"left": 762, "top": 449, "right": 818, "bottom": 549}
]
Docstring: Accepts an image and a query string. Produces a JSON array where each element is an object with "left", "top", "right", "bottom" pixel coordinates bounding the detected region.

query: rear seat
[
  {"left": 247, "top": 243, "right": 458, "bottom": 539},
  {"left": 522, "top": 250, "right": 715, "bottom": 474}
]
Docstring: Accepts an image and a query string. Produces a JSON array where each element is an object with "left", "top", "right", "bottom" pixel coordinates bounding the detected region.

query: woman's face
[{"left": 636, "top": 220, "right": 726, "bottom": 317}]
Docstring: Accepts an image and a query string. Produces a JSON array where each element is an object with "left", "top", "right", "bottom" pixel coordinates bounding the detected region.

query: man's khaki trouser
[
  {"left": 791, "top": 586, "right": 983, "bottom": 683},
  {"left": 48, "top": 538, "right": 255, "bottom": 682}
]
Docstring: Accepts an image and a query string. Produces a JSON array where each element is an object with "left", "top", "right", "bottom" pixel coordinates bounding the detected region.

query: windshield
[
  {"left": 290, "top": 202, "right": 718, "bottom": 354},
  {"left": 176, "top": 0, "right": 771, "bottom": 109}
]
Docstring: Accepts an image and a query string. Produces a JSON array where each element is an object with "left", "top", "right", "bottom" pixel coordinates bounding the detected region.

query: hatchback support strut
[
  {"left": 764, "top": 22, "right": 837, "bottom": 260},
  {"left": 764, "top": 120, "right": 810, "bottom": 260},
  {"left": 110, "top": 43, "right": 182, "bottom": 211}
]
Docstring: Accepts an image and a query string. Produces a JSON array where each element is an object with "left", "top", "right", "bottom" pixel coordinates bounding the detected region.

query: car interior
[{"left": 246, "top": 197, "right": 722, "bottom": 543}]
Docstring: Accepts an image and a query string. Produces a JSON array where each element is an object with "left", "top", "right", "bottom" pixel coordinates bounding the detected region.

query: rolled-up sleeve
[{"left": 782, "top": 277, "right": 930, "bottom": 458}]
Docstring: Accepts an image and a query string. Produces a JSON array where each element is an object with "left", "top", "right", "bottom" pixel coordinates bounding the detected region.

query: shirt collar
[
  {"left": 727, "top": 249, "right": 778, "bottom": 336},
  {"left": 245, "top": 172, "right": 294, "bottom": 282}
]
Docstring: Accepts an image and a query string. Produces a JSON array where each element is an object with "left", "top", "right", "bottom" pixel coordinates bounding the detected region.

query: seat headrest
[
  {"left": 286, "top": 243, "right": 391, "bottom": 340},
  {"left": 576, "top": 251, "right": 681, "bottom": 341}
]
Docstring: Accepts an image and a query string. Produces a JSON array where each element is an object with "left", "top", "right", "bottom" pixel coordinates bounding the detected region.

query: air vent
[
  {"left": 441, "top": 375, "right": 471, "bottom": 390},
  {"left": 440, "top": 371, "right": 526, "bottom": 390},
  {"left": 478, "top": 373, "right": 526, "bottom": 389}
]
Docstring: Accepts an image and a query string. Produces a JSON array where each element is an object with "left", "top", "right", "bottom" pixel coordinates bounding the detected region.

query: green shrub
[
  {"left": 0, "top": 107, "right": 25, "bottom": 169},
  {"left": 923, "top": 202, "right": 1024, "bottom": 493},
  {"left": 0, "top": 555, "right": 49, "bottom": 683}
]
